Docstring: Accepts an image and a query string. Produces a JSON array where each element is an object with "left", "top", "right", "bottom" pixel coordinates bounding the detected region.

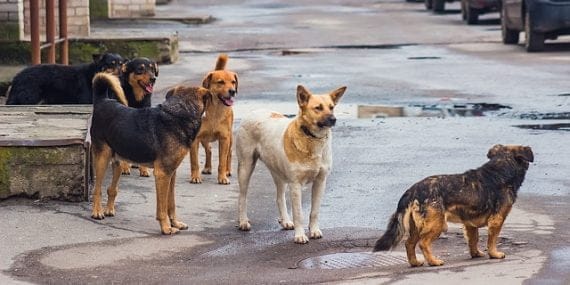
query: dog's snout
[
  {"left": 150, "top": 77, "right": 156, "bottom": 84},
  {"left": 327, "top": 115, "right": 337, "bottom": 126},
  {"left": 229, "top": 89, "right": 236, "bottom": 97}
]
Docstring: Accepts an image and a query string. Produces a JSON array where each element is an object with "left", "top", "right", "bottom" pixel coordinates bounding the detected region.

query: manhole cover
[{"left": 297, "top": 252, "right": 408, "bottom": 269}]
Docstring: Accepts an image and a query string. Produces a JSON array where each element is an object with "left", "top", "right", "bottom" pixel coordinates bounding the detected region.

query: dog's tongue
[
  {"left": 144, "top": 84, "right": 153, "bottom": 94},
  {"left": 222, "top": 97, "right": 234, "bottom": 106}
]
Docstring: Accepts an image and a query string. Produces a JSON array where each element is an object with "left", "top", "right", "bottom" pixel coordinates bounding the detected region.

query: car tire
[
  {"left": 466, "top": 5, "right": 479, "bottom": 25},
  {"left": 524, "top": 10, "right": 544, "bottom": 52},
  {"left": 425, "top": 0, "right": 433, "bottom": 10},
  {"left": 501, "top": 4, "right": 519, "bottom": 44},
  {"left": 433, "top": 0, "right": 445, "bottom": 13}
]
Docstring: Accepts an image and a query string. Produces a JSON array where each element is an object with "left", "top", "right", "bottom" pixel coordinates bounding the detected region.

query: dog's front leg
[
  {"left": 273, "top": 176, "right": 293, "bottom": 230},
  {"left": 217, "top": 137, "right": 231, "bottom": 184},
  {"left": 189, "top": 140, "right": 203, "bottom": 184},
  {"left": 154, "top": 167, "right": 177, "bottom": 235},
  {"left": 309, "top": 175, "right": 327, "bottom": 239},
  {"left": 168, "top": 171, "right": 188, "bottom": 230},
  {"left": 290, "top": 183, "right": 308, "bottom": 244}
]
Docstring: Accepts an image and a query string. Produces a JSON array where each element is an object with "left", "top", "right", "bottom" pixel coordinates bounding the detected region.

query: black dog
[
  {"left": 6, "top": 53, "right": 124, "bottom": 105},
  {"left": 120, "top": 57, "right": 159, "bottom": 108},
  {"left": 90, "top": 72, "right": 210, "bottom": 234}
]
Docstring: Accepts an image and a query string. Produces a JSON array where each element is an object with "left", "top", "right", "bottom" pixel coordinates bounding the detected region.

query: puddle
[
  {"left": 407, "top": 56, "right": 442, "bottom": 60},
  {"left": 518, "top": 112, "right": 570, "bottom": 120},
  {"left": 357, "top": 103, "right": 511, "bottom": 118},
  {"left": 514, "top": 123, "right": 570, "bottom": 131}
]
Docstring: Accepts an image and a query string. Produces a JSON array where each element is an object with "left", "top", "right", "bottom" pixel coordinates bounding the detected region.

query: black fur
[
  {"left": 121, "top": 57, "right": 158, "bottom": 108},
  {"left": 6, "top": 53, "right": 124, "bottom": 105}
]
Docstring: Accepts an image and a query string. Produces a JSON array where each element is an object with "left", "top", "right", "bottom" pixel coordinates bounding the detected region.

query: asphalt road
[{"left": 1, "top": 0, "right": 569, "bottom": 284}]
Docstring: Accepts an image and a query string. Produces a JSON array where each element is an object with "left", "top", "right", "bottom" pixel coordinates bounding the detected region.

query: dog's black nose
[
  {"left": 229, "top": 89, "right": 236, "bottom": 97},
  {"left": 327, "top": 116, "right": 337, "bottom": 126},
  {"left": 150, "top": 77, "right": 156, "bottom": 84}
]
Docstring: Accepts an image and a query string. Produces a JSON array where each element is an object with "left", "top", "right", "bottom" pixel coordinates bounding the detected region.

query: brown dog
[
  {"left": 189, "top": 54, "right": 238, "bottom": 184},
  {"left": 373, "top": 144, "right": 534, "bottom": 266},
  {"left": 90, "top": 73, "right": 209, "bottom": 234}
]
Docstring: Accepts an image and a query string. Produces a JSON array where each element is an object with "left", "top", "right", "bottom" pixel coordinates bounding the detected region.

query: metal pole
[
  {"left": 46, "top": 0, "right": 56, "bottom": 64},
  {"left": 30, "top": 0, "right": 40, "bottom": 64},
  {"left": 59, "top": 0, "right": 68, "bottom": 65}
]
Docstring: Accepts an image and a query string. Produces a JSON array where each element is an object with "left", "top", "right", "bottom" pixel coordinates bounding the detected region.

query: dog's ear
[
  {"left": 516, "top": 146, "right": 534, "bottom": 162},
  {"left": 92, "top": 53, "right": 103, "bottom": 63},
  {"left": 121, "top": 62, "right": 128, "bottom": 75},
  {"left": 165, "top": 87, "right": 176, "bottom": 99},
  {"left": 329, "top": 86, "right": 347, "bottom": 105},
  {"left": 202, "top": 73, "right": 213, "bottom": 89},
  {"left": 297, "top": 85, "right": 311, "bottom": 107},
  {"left": 234, "top": 73, "right": 239, "bottom": 93},
  {"left": 487, "top": 144, "right": 504, "bottom": 159}
]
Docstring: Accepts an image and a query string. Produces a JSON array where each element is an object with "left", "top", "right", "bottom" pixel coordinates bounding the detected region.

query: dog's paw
[
  {"left": 238, "top": 220, "right": 251, "bottom": 231},
  {"left": 279, "top": 219, "right": 294, "bottom": 230},
  {"left": 294, "top": 234, "right": 309, "bottom": 244},
  {"left": 190, "top": 177, "right": 203, "bottom": 184},
  {"left": 409, "top": 260, "right": 424, "bottom": 267},
  {"left": 309, "top": 228, "right": 323, "bottom": 239},
  {"left": 489, "top": 251, "right": 506, "bottom": 259},
  {"left": 171, "top": 220, "right": 188, "bottom": 230},
  {"left": 470, "top": 249, "right": 485, "bottom": 258},
  {"left": 104, "top": 207, "right": 115, "bottom": 217},
  {"left": 161, "top": 227, "right": 180, "bottom": 235},
  {"left": 139, "top": 169, "right": 151, "bottom": 177},
  {"left": 218, "top": 176, "right": 230, "bottom": 185},
  {"left": 427, "top": 258, "right": 445, "bottom": 266},
  {"left": 201, "top": 169, "right": 212, "bottom": 175},
  {"left": 91, "top": 210, "right": 105, "bottom": 220}
]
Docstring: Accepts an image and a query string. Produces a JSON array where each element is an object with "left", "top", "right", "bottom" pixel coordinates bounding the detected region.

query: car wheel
[
  {"left": 433, "top": 0, "right": 445, "bottom": 13},
  {"left": 501, "top": 4, "right": 519, "bottom": 44},
  {"left": 425, "top": 0, "right": 433, "bottom": 10},
  {"left": 524, "top": 10, "right": 544, "bottom": 52},
  {"left": 466, "top": 5, "right": 479, "bottom": 25}
]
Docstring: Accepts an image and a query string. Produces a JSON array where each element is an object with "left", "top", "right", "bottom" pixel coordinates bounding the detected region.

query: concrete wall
[{"left": 109, "top": 0, "right": 155, "bottom": 18}]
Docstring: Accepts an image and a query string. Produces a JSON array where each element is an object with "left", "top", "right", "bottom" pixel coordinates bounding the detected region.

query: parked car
[
  {"left": 501, "top": 0, "right": 570, "bottom": 51},
  {"left": 460, "top": 0, "right": 501, "bottom": 25}
]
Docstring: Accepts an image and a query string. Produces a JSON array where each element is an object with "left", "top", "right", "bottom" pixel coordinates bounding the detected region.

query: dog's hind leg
[
  {"left": 168, "top": 171, "right": 188, "bottom": 230},
  {"left": 154, "top": 167, "right": 178, "bottom": 235},
  {"left": 217, "top": 137, "right": 231, "bottom": 184},
  {"left": 91, "top": 145, "right": 112, "bottom": 219},
  {"left": 272, "top": 174, "right": 293, "bottom": 230},
  {"left": 464, "top": 225, "right": 485, "bottom": 258},
  {"left": 290, "top": 183, "right": 308, "bottom": 244},
  {"left": 417, "top": 206, "right": 445, "bottom": 266},
  {"left": 104, "top": 160, "right": 122, "bottom": 217},
  {"left": 405, "top": 221, "right": 424, "bottom": 267},
  {"left": 308, "top": 174, "right": 326, "bottom": 239}
]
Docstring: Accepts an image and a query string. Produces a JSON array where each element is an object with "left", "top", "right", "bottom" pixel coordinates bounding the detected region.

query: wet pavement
[{"left": 1, "top": 0, "right": 570, "bottom": 284}]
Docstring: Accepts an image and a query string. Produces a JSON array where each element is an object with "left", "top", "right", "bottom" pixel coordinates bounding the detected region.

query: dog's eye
[
  {"left": 216, "top": 80, "right": 224, "bottom": 85},
  {"left": 315, "top": 105, "right": 323, "bottom": 111},
  {"left": 330, "top": 105, "right": 334, "bottom": 111}
]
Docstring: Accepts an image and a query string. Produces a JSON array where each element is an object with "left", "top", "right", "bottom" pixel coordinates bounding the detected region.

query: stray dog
[
  {"left": 373, "top": 144, "right": 534, "bottom": 267},
  {"left": 6, "top": 53, "right": 124, "bottom": 105},
  {"left": 118, "top": 57, "right": 159, "bottom": 177},
  {"left": 236, "top": 85, "right": 347, "bottom": 243},
  {"left": 189, "top": 54, "right": 237, "bottom": 184},
  {"left": 90, "top": 72, "right": 210, "bottom": 234}
]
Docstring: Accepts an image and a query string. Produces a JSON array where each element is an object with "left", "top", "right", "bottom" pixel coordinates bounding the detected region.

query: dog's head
[
  {"left": 93, "top": 53, "right": 125, "bottom": 76},
  {"left": 164, "top": 86, "right": 211, "bottom": 119},
  {"left": 122, "top": 57, "right": 159, "bottom": 98},
  {"left": 296, "top": 85, "right": 347, "bottom": 132},
  {"left": 202, "top": 54, "right": 238, "bottom": 107},
  {"left": 487, "top": 144, "right": 534, "bottom": 165}
]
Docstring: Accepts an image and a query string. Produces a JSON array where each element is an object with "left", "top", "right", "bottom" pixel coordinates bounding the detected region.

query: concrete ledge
[{"left": 0, "top": 106, "right": 92, "bottom": 202}]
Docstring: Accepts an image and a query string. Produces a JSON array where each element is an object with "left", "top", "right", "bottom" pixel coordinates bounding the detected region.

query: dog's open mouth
[
  {"left": 218, "top": 95, "right": 234, "bottom": 107},
  {"left": 138, "top": 81, "right": 154, "bottom": 95}
]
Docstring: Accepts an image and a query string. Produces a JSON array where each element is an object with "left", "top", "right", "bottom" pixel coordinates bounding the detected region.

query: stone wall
[
  {"left": 22, "top": 0, "right": 90, "bottom": 40},
  {"left": 109, "top": 0, "right": 155, "bottom": 18}
]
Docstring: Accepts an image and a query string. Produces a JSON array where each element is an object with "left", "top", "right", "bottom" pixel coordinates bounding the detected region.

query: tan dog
[
  {"left": 189, "top": 54, "right": 238, "bottom": 184},
  {"left": 235, "top": 85, "right": 347, "bottom": 243}
]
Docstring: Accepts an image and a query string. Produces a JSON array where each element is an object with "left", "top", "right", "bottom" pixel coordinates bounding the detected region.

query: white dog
[{"left": 235, "top": 85, "right": 347, "bottom": 243}]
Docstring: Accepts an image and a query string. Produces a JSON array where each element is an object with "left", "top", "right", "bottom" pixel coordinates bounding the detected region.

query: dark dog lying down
[
  {"left": 6, "top": 53, "right": 124, "bottom": 105},
  {"left": 90, "top": 72, "right": 210, "bottom": 234},
  {"left": 373, "top": 144, "right": 533, "bottom": 267}
]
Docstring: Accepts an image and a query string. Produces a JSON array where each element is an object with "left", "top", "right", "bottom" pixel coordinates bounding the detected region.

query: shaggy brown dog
[
  {"left": 189, "top": 54, "right": 238, "bottom": 184},
  {"left": 373, "top": 144, "right": 533, "bottom": 267},
  {"left": 90, "top": 73, "right": 210, "bottom": 234}
]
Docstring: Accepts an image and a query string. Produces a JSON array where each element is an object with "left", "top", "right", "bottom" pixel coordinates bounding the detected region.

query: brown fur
[
  {"left": 90, "top": 73, "right": 209, "bottom": 234},
  {"left": 189, "top": 54, "right": 238, "bottom": 184},
  {"left": 373, "top": 145, "right": 533, "bottom": 267}
]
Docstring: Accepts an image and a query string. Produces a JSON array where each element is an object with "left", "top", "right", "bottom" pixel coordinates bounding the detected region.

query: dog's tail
[
  {"left": 215, "top": 54, "right": 228, "bottom": 70},
  {"left": 373, "top": 190, "right": 415, "bottom": 252},
  {"left": 92, "top": 72, "right": 128, "bottom": 106}
]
